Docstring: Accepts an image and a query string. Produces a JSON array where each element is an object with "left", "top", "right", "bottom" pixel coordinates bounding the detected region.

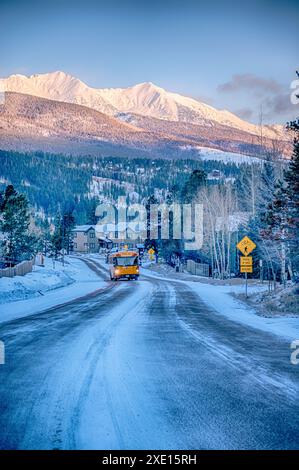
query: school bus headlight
[{"left": 115, "top": 268, "right": 120, "bottom": 275}]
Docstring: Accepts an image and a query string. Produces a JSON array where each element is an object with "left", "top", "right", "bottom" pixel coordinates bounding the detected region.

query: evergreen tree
[
  {"left": 258, "top": 119, "right": 299, "bottom": 282},
  {"left": 285, "top": 119, "right": 299, "bottom": 277},
  {"left": 50, "top": 210, "right": 76, "bottom": 258},
  {"left": 259, "top": 181, "right": 289, "bottom": 283},
  {"left": 234, "top": 165, "right": 252, "bottom": 212},
  {"left": 243, "top": 155, "right": 278, "bottom": 280},
  {"left": 0, "top": 185, "right": 17, "bottom": 210},
  {"left": 38, "top": 218, "right": 52, "bottom": 255},
  {"left": 86, "top": 199, "right": 99, "bottom": 225},
  {"left": 180, "top": 169, "right": 206, "bottom": 203},
  {"left": 50, "top": 215, "right": 63, "bottom": 259},
  {"left": 0, "top": 185, "right": 35, "bottom": 262},
  {"left": 62, "top": 211, "right": 76, "bottom": 254}
]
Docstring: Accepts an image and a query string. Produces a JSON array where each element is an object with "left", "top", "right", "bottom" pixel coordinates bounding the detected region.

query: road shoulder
[{"left": 142, "top": 264, "right": 299, "bottom": 341}]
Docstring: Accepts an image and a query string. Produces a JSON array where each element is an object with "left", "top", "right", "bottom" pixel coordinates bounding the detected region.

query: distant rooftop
[{"left": 72, "top": 225, "right": 95, "bottom": 232}]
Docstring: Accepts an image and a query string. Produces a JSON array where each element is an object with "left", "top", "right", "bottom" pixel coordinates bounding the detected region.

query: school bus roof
[{"left": 109, "top": 251, "right": 138, "bottom": 258}]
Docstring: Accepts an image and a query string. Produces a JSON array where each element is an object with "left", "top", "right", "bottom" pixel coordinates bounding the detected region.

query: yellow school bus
[{"left": 108, "top": 251, "right": 140, "bottom": 281}]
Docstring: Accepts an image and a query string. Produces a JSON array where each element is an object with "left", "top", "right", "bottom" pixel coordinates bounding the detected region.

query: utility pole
[{"left": 259, "top": 259, "right": 263, "bottom": 283}]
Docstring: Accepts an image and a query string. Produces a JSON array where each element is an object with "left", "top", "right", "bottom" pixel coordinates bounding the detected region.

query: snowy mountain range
[{"left": 0, "top": 71, "right": 289, "bottom": 157}]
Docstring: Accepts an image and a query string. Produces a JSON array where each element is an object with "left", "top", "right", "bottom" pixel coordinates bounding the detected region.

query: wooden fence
[
  {"left": 0, "top": 258, "right": 35, "bottom": 278},
  {"left": 186, "top": 259, "right": 210, "bottom": 277}
]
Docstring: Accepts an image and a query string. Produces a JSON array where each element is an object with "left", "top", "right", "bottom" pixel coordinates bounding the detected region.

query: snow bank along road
[{"left": 0, "top": 256, "right": 298, "bottom": 449}]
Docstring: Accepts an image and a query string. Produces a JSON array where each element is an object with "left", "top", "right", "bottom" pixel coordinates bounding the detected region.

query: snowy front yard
[
  {"left": 0, "top": 257, "right": 76, "bottom": 304},
  {"left": 0, "top": 256, "right": 105, "bottom": 324}
]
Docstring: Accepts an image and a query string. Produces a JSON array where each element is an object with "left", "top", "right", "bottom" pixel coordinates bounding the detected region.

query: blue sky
[{"left": 0, "top": 0, "right": 298, "bottom": 123}]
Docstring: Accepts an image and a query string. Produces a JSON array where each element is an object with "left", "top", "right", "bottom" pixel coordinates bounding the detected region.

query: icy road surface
[{"left": 0, "top": 257, "right": 298, "bottom": 449}]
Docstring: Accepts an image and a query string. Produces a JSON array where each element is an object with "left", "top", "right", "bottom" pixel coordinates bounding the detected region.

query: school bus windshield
[{"left": 115, "top": 256, "right": 138, "bottom": 266}]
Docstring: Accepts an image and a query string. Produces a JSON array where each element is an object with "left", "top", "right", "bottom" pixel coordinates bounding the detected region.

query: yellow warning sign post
[
  {"left": 237, "top": 237, "right": 256, "bottom": 297},
  {"left": 148, "top": 248, "right": 155, "bottom": 261}
]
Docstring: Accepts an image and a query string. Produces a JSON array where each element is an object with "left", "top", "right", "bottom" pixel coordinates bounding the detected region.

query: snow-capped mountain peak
[
  {"left": 99, "top": 80, "right": 179, "bottom": 120},
  {"left": 0, "top": 70, "right": 118, "bottom": 115},
  {"left": 0, "top": 70, "right": 283, "bottom": 139}
]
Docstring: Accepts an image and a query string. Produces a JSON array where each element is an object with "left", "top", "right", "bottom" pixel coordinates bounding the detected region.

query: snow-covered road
[{"left": 0, "top": 257, "right": 298, "bottom": 449}]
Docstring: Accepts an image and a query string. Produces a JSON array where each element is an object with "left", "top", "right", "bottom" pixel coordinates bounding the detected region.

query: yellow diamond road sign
[
  {"left": 237, "top": 236, "right": 256, "bottom": 256},
  {"left": 148, "top": 248, "right": 155, "bottom": 255}
]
